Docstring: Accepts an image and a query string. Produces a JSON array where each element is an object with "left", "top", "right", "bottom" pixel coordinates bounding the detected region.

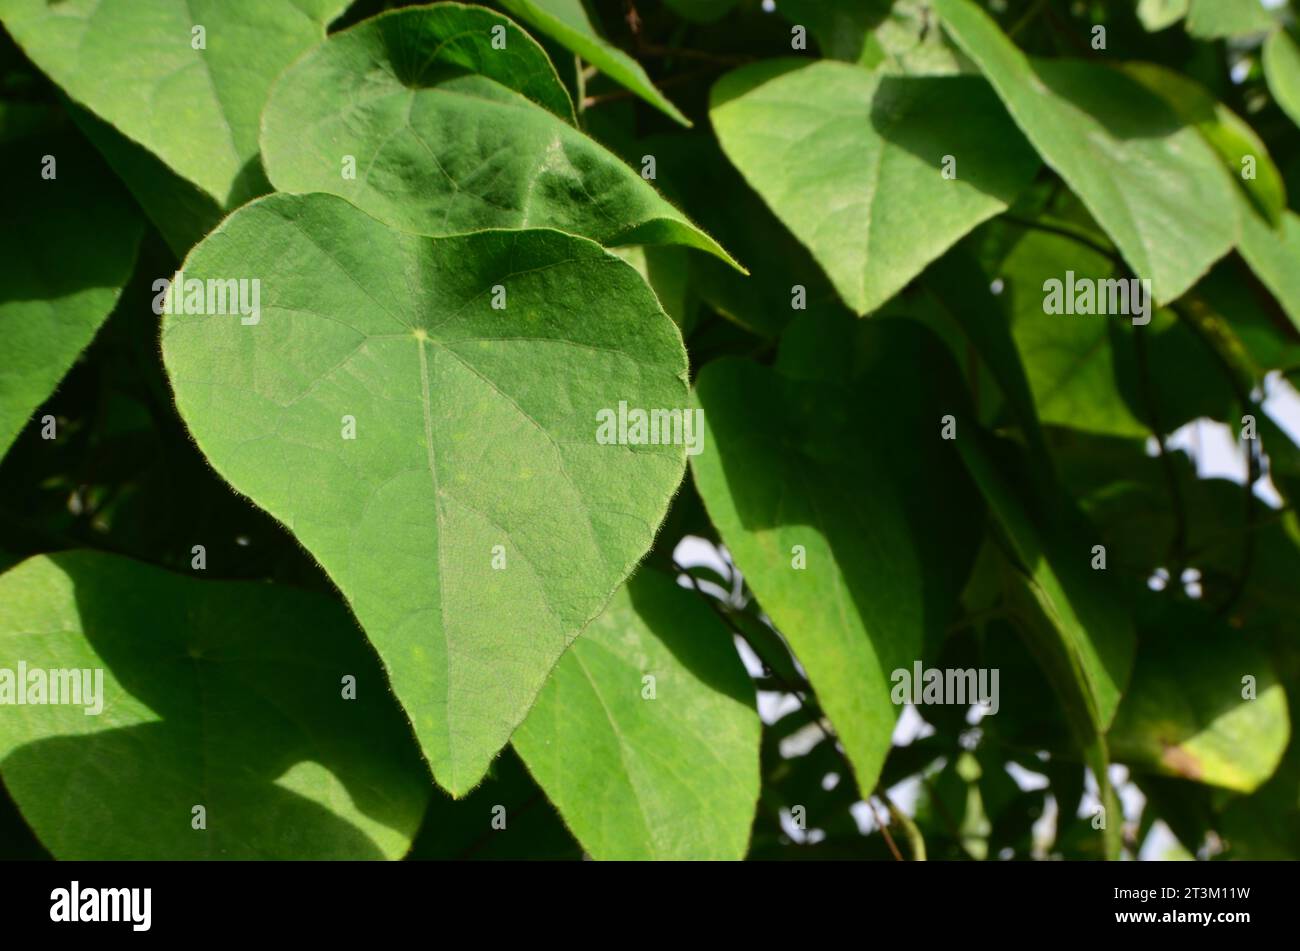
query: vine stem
[
  {"left": 880, "top": 788, "right": 926, "bottom": 861},
  {"left": 866, "top": 797, "right": 904, "bottom": 861},
  {"left": 999, "top": 213, "right": 1122, "bottom": 264}
]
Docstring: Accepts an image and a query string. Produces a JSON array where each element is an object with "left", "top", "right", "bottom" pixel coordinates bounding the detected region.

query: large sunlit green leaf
[
  {"left": 0, "top": 126, "right": 142, "bottom": 461},
  {"left": 261, "top": 4, "right": 733, "bottom": 266},
  {"left": 932, "top": 0, "right": 1239, "bottom": 305},
  {"left": 496, "top": 0, "right": 691, "bottom": 125},
  {"left": 513, "top": 570, "right": 761, "bottom": 860},
  {"left": 160, "top": 192, "right": 691, "bottom": 796},
  {"left": 0, "top": 551, "right": 430, "bottom": 859},
  {"left": 0, "top": 0, "right": 350, "bottom": 209},
  {"left": 690, "top": 317, "right": 984, "bottom": 794},
  {"left": 710, "top": 59, "right": 1039, "bottom": 315}
]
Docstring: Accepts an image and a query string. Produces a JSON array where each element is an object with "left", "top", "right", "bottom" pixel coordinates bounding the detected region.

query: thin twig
[
  {"left": 1007, "top": 0, "right": 1048, "bottom": 39},
  {"left": 574, "top": 55, "right": 587, "bottom": 122},
  {"left": 867, "top": 796, "right": 904, "bottom": 861},
  {"left": 671, "top": 558, "right": 807, "bottom": 698}
]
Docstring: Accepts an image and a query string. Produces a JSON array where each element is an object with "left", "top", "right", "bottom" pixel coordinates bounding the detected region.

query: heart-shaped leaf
[
  {"left": 932, "top": 0, "right": 1240, "bottom": 306},
  {"left": 690, "top": 317, "right": 984, "bottom": 793},
  {"left": 160, "top": 192, "right": 690, "bottom": 795},
  {"left": 0, "top": 551, "right": 430, "bottom": 859},
  {"left": 710, "top": 60, "right": 1040, "bottom": 315},
  {"left": 261, "top": 4, "right": 733, "bottom": 266},
  {"left": 513, "top": 569, "right": 761, "bottom": 860},
  {"left": 0, "top": 126, "right": 142, "bottom": 460},
  {"left": 0, "top": 0, "right": 351, "bottom": 209}
]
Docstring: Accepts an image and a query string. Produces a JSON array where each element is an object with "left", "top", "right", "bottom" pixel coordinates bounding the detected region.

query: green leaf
[
  {"left": 932, "top": 0, "right": 1240, "bottom": 305},
  {"left": 1109, "top": 601, "right": 1289, "bottom": 793},
  {"left": 1137, "top": 0, "right": 1190, "bottom": 33},
  {"left": 1185, "top": 0, "right": 1275, "bottom": 40},
  {"left": 261, "top": 4, "right": 733, "bottom": 266},
  {"left": 955, "top": 431, "right": 1135, "bottom": 738},
  {"left": 921, "top": 250, "right": 1046, "bottom": 457},
  {"left": 1195, "top": 259, "right": 1300, "bottom": 374},
  {"left": 690, "top": 317, "right": 984, "bottom": 793},
  {"left": 994, "top": 222, "right": 1146, "bottom": 438},
  {"left": 513, "top": 570, "right": 761, "bottom": 860},
  {"left": 497, "top": 0, "right": 690, "bottom": 125},
  {"left": 710, "top": 59, "right": 1040, "bottom": 315},
  {"left": 62, "top": 100, "right": 223, "bottom": 258},
  {"left": 1238, "top": 207, "right": 1300, "bottom": 336},
  {"left": 0, "top": 0, "right": 349, "bottom": 208},
  {"left": 0, "top": 127, "right": 142, "bottom": 461},
  {"left": 0, "top": 551, "right": 430, "bottom": 859},
  {"left": 778, "top": 0, "right": 963, "bottom": 72},
  {"left": 160, "top": 193, "right": 690, "bottom": 796},
  {"left": 956, "top": 433, "right": 1132, "bottom": 859},
  {"left": 1264, "top": 28, "right": 1300, "bottom": 131},
  {"left": 640, "top": 133, "right": 854, "bottom": 338},
  {"left": 610, "top": 245, "right": 698, "bottom": 336},
  {"left": 1216, "top": 708, "right": 1300, "bottom": 859},
  {"left": 1122, "top": 62, "right": 1287, "bottom": 227}
]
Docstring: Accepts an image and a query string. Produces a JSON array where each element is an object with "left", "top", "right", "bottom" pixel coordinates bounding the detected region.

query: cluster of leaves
[{"left": 1, "top": 0, "right": 1299, "bottom": 861}]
